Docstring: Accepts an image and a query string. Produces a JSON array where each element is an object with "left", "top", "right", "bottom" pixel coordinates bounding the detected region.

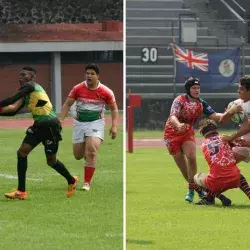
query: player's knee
[
  {"left": 73, "top": 152, "right": 84, "bottom": 160},
  {"left": 17, "top": 148, "right": 29, "bottom": 158},
  {"left": 186, "top": 153, "right": 196, "bottom": 162},
  {"left": 46, "top": 156, "right": 57, "bottom": 167},
  {"left": 85, "top": 150, "right": 97, "bottom": 162}
]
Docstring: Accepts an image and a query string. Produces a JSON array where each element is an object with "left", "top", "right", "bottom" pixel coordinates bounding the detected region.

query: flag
[{"left": 173, "top": 44, "right": 242, "bottom": 89}]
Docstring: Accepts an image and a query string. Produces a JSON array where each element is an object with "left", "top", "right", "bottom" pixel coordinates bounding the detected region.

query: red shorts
[
  {"left": 205, "top": 171, "right": 240, "bottom": 193},
  {"left": 164, "top": 131, "right": 195, "bottom": 155}
]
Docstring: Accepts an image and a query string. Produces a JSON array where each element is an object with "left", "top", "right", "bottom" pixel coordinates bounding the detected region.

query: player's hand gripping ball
[{"left": 227, "top": 100, "right": 246, "bottom": 124}]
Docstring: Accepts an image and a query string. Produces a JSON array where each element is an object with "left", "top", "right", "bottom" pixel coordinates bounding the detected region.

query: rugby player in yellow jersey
[{"left": 0, "top": 67, "right": 78, "bottom": 199}]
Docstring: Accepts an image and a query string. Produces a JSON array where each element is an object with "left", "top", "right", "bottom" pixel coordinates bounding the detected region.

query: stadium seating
[
  {"left": 0, "top": 0, "right": 122, "bottom": 24},
  {"left": 126, "top": 0, "right": 249, "bottom": 98}
]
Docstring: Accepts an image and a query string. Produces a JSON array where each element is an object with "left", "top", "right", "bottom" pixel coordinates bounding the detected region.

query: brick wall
[
  {"left": 0, "top": 62, "right": 123, "bottom": 109},
  {"left": 0, "top": 64, "right": 51, "bottom": 97}
]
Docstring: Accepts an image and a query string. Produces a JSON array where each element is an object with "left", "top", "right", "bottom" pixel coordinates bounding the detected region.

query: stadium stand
[
  {"left": 126, "top": 0, "right": 250, "bottom": 129},
  {"left": 0, "top": 0, "right": 123, "bottom": 24},
  {"left": 0, "top": 0, "right": 123, "bottom": 111}
]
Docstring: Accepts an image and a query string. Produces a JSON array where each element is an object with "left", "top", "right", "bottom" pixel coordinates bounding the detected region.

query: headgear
[{"left": 184, "top": 77, "right": 200, "bottom": 98}]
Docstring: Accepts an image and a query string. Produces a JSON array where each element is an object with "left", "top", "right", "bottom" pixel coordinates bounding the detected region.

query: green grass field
[
  {"left": 127, "top": 145, "right": 250, "bottom": 250},
  {"left": 0, "top": 126, "right": 123, "bottom": 250}
]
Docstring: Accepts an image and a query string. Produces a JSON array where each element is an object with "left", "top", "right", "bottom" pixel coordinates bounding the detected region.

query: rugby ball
[{"left": 227, "top": 99, "right": 246, "bottom": 124}]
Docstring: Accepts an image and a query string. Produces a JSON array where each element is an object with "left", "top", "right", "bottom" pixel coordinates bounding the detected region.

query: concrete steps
[{"left": 127, "top": 0, "right": 184, "bottom": 9}]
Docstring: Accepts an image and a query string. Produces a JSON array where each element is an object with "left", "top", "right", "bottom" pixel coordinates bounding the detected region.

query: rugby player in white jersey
[
  {"left": 220, "top": 77, "right": 250, "bottom": 163},
  {"left": 60, "top": 64, "right": 118, "bottom": 191}
]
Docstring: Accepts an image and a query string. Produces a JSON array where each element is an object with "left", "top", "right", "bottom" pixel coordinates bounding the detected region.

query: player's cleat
[
  {"left": 185, "top": 190, "right": 194, "bottom": 202},
  {"left": 195, "top": 197, "right": 215, "bottom": 206},
  {"left": 66, "top": 176, "right": 78, "bottom": 198},
  {"left": 220, "top": 196, "right": 232, "bottom": 207},
  {"left": 81, "top": 182, "right": 90, "bottom": 191},
  {"left": 4, "top": 190, "right": 28, "bottom": 200}
]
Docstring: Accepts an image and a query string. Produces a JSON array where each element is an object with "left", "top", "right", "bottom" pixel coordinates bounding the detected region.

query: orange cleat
[
  {"left": 66, "top": 176, "right": 78, "bottom": 198},
  {"left": 4, "top": 190, "right": 28, "bottom": 200}
]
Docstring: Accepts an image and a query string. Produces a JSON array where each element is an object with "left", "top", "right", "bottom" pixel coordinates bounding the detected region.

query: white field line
[
  {"left": 0, "top": 173, "right": 42, "bottom": 182},
  {"left": 105, "top": 233, "right": 123, "bottom": 238}
]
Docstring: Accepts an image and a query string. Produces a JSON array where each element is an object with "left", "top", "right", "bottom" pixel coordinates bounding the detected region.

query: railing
[{"left": 209, "top": 0, "right": 247, "bottom": 41}]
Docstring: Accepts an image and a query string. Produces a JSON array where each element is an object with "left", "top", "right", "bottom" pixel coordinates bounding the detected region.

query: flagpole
[
  {"left": 169, "top": 39, "right": 177, "bottom": 98},
  {"left": 241, "top": 37, "right": 245, "bottom": 76}
]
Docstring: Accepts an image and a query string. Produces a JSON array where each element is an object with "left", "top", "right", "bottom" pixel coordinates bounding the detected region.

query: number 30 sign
[{"left": 141, "top": 47, "right": 158, "bottom": 63}]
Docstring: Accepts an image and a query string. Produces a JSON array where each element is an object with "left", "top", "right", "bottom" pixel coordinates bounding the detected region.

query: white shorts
[
  {"left": 72, "top": 119, "right": 105, "bottom": 144},
  {"left": 233, "top": 146, "right": 250, "bottom": 163}
]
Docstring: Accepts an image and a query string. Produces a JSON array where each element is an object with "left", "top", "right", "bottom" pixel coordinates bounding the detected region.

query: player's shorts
[
  {"left": 164, "top": 131, "right": 195, "bottom": 155},
  {"left": 22, "top": 119, "right": 62, "bottom": 156},
  {"left": 232, "top": 146, "right": 250, "bottom": 162},
  {"left": 204, "top": 170, "right": 240, "bottom": 193},
  {"left": 72, "top": 119, "right": 105, "bottom": 144}
]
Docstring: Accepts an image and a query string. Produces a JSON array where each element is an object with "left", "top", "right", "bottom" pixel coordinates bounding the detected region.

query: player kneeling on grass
[
  {"left": 194, "top": 118, "right": 250, "bottom": 206},
  {"left": 0, "top": 66, "right": 78, "bottom": 200}
]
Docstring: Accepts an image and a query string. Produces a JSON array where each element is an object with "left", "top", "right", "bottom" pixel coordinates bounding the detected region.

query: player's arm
[
  {"left": 60, "top": 97, "right": 75, "bottom": 121},
  {"left": 169, "top": 96, "right": 189, "bottom": 132},
  {"left": 0, "top": 98, "right": 25, "bottom": 116},
  {"left": 219, "top": 104, "right": 242, "bottom": 124},
  {"left": 208, "top": 112, "right": 224, "bottom": 122},
  {"left": 107, "top": 102, "right": 118, "bottom": 139},
  {"left": 169, "top": 96, "right": 182, "bottom": 128},
  {"left": 201, "top": 99, "right": 223, "bottom": 122},
  {"left": 222, "top": 119, "right": 250, "bottom": 141},
  {"left": 0, "top": 83, "right": 34, "bottom": 107}
]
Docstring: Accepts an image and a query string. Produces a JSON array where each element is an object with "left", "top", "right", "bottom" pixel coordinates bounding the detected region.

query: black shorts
[{"left": 22, "top": 120, "right": 62, "bottom": 156}]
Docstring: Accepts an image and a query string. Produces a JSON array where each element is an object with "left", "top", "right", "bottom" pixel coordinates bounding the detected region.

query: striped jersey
[{"left": 68, "top": 81, "right": 116, "bottom": 122}]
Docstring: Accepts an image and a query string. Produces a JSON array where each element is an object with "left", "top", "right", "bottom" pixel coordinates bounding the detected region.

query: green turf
[
  {"left": 0, "top": 126, "right": 123, "bottom": 250},
  {"left": 127, "top": 148, "right": 250, "bottom": 250},
  {"left": 132, "top": 129, "right": 234, "bottom": 139}
]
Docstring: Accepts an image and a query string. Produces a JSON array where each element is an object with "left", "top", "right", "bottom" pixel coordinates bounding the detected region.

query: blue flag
[{"left": 173, "top": 44, "right": 242, "bottom": 89}]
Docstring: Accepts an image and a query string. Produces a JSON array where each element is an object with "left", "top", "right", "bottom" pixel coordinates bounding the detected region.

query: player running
[
  {"left": 60, "top": 63, "right": 118, "bottom": 191},
  {"left": 164, "top": 77, "right": 223, "bottom": 202}
]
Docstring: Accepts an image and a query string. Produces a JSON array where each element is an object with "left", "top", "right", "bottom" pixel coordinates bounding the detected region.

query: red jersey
[
  {"left": 201, "top": 134, "right": 239, "bottom": 179},
  {"left": 68, "top": 81, "right": 115, "bottom": 122},
  {"left": 164, "top": 94, "right": 214, "bottom": 138}
]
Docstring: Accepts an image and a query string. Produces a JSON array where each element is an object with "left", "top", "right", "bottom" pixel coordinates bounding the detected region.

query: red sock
[
  {"left": 84, "top": 166, "right": 96, "bottom": 184},
  {"left": 189, "top": 179, "right": 203, "bottom": 193},
  {"left": 240, "top": 174, "right": 250, "bottom": 199}
]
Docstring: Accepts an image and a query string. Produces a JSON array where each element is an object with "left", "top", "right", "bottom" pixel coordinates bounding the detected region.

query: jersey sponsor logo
[
  {"left": 27, "top": 128, "right": 34, "bottom": 134},
  {"left": 96, "top": 93, "right": 104, "bottom": 100}
]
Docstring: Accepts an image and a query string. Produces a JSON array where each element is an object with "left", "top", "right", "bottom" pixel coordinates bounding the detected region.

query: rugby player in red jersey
[
  {"left": 164, "top": 77, "right": 224, "bottom": 202},
  {"left": 194, "top": 118, "right": 250, "bottom": 205}
]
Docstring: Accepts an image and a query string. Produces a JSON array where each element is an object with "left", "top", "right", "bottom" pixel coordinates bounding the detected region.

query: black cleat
[
  {"left": 195, "top": 197, "right": 215, "bottom": 206},
  {"left": 220, "top": 197, "right": 232, "bottom": 207}
]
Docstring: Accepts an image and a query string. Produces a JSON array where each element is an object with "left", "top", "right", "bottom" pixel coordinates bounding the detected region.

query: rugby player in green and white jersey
[{"left": 60, "top": 64, "right": 119, "bottom": 191}]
